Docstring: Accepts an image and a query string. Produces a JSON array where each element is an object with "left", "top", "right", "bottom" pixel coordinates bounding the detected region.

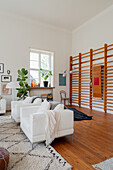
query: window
[{"left": 30, "top": 49, "right": 54, "bottom": 87}]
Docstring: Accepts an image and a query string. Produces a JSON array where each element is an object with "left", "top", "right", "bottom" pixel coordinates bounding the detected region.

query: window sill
[{"left": 30, "top": 87, "right": 55, "bottom": 89}]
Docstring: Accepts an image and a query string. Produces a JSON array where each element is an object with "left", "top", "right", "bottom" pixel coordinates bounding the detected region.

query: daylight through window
[{"left": 30, "top": 49, "right": 54, "bottom": 87}]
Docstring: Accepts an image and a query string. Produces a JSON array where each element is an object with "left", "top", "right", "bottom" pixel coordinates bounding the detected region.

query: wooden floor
[{"left": 52, "top": 106, "right": 113, "bottom": 170}]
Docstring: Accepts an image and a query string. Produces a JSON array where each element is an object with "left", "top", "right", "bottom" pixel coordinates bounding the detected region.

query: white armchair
[
  {"left": 20, "top": 106, "right": 74, "bottom": 147},
  {"left": 11, "top": 98, "right": 42, "bottom": 122},
  {"left": 0, "top": 99, "right": 6, "bottom": 114}
]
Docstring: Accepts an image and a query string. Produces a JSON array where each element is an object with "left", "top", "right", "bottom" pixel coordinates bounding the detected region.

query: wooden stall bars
[{"left": 70, "top": 43, "right": 113, "bottom": 114}]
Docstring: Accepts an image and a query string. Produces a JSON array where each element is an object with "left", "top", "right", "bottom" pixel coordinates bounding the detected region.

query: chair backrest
[{"left": 60, "top": 90, "right": 66, "bottom": 101}]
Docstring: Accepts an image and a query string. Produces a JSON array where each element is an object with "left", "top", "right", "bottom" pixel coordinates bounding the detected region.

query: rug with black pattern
[{"left": 0, "top": 116, "right": 72, "bottom": 170}]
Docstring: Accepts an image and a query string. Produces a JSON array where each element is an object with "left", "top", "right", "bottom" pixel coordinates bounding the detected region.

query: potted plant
[
  {"left": 40, "top": 68, "right": 52, "bottom": 87},
  {"left": 16, "top": 68, "right": 31, "bottom": 100}
]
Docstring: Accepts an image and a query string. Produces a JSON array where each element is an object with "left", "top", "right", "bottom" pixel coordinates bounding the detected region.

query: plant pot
[{"left": 43, "top": 81, "right": 48, "bottom": 87}]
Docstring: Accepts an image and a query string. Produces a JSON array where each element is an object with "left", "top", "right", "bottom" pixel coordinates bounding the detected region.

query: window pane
[
  {"left": 30, "top": 52, "right": 39, "bottom": 69},
  {"left": 30, "top": 52, "right": 39, "bottom": 61},
  {"left": 30, "top": 61, "right": 39, "bottom": 69},
  {"left": 41, "top": 54, "right": 49, "bottom": 70},
  {"left": 30, "top": 70, "right": 39, "bottom": 84}
]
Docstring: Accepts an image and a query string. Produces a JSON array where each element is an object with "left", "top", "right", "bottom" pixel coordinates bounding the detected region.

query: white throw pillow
[
  {"left": 54, "top": 104, "right": 64, "bottom": 111},
  {"left": 38, "top": 99, "right": 50, "bottom": 112},
  {"left": 33, "top": 98, "right": 42, "bottom": 105},
  {"left": 23, "top": 97, "right": 32, "bottom": 104}
]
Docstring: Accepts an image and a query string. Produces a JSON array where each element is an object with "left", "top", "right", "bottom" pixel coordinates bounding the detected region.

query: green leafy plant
[
  {"left": 16, "top": 68, "right": 31, "bottom": 100},
  {"left": 40, "top": 68, "right": 52, "bottom": 81}
]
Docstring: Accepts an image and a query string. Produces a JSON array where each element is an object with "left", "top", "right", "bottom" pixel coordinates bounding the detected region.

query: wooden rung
[
  {"left": 92, "top": 105, "right": 104, "bottom": 109},
  {"left": 92, "top": 103, "right": 104, "bottom": 106},
  {"left": 107, "top": 68, "right": 113, "bottom": 71},
  {"left": 93, "top": 62, "right": 104, "bottom": 66},
  {"left": 106, "top": 101, "right": 113, "bottom": 104},
  {"left": 93, "top": 50, "right": 104, "bottom": 56},
  {"left": 92, "top": 56, "right": 104, "bottom": 61},
  {"left": 72, "top": 58, "right": 79, "bottom": 62},
  {"left": 81, "top": 54, "right": 90, "bottom": 59},
  {"left": 82, "top": 51, "right": 90, "bottom": 56},
  {"left": 107, "top": 44, "right": 113, "bottom": 47},
  {"left": 72, "top": 63, "right": 79, "bottom": 66},
  {"left": 107, "top": 82, "right": 113, "bottom": 84},
  {"left": 106, "top": 95, "right": 113, "bottom": 98},
  {"left": 81, "top": 65, "right": 90, "bottom": 68},
  {"left": 93, "top": 46, "right": 104, "bottom": 52},
  {"left": 107, "top": 108, "right": 113, "bottom": 111},
  {"left": 81, "top": 103, "right": 89, "bottom": 106},
  {"left": 106, "top": 98, "right": 113, "bottom": 101},
  {"left": 107, "top": 54, "right": 113, "bottom": 58},
  {"left": 73, "top": 55, "right": 79, "bottom": 59},
  {"left": 81, "top": 60, "right": 90, "bottom": 64},
  {"left": 106, "top": 89, "right": 113, "bottom": 91},
  {"left": 107, "top": 65, "right": 113, "bottom": 68},
  {"left": 107, "top": 47, "right": 113, "bottom": 52},
  {"left": 107, "top": 60, "right": 113, "bottom": 64},
  {"left": 107, "top": 79, "right": 113, "bottom": 81},
  {"left": 81, "top": 69, "right": 90, "bottom": 72},
  {"left": 107, "top": 75, "right": 113, "bottom": 78},
  {"left": 81, "top": 100, "right": 89, "bottom": 104},
  {"left": 106, "top": 72, "right": 113, "bottom": 75},
  {"left": 106, "top": 92, "right": 113, "bottom": 94},
  {"left": 107, "top": 86, "right": 113, "bottom": 87}
]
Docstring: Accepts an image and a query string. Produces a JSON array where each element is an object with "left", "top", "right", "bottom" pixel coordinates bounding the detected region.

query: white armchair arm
[
  {"left": 20, "top": 106, "right": 40, "bottom": 120},
  {"left": 11, "top": 101, "right": 23, "bottom": 111},
  {"left": 30, "top": 113, "right": 46, "bottom": 136}
]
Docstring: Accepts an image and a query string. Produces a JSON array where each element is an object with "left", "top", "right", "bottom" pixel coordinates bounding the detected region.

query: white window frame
[{"left": 30, "top": 49, "right": 54, "bottom": 86}]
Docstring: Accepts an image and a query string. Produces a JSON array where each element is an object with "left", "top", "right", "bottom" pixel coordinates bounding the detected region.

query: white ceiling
[{"left": 0, "top": 0, "right": 113, "bottom": 31}]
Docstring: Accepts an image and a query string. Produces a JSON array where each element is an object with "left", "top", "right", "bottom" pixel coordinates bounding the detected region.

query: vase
[{"left": 43, "top": 81, "right": 48, "bottom": 87}]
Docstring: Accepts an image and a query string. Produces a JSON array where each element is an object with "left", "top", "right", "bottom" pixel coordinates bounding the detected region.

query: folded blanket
[{"left": 45, "top": 110, "right": 60, "bottom": 146}]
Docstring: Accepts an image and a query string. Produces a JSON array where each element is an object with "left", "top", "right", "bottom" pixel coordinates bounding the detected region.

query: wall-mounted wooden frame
[
  {"left": 70, "top": 43, "right": 113, "bottom": 114},
  {"left": 92, "top": 66, "right": 102, "bottom": 99},
  {"left": 1, "top": 75, "right": 12, "bottom": 83},
  {"left": 0, "top": 63, "right": 4, "bottom": 73},
  {"left": 59, "top": 73, "right": 66, "bottom": 86}
]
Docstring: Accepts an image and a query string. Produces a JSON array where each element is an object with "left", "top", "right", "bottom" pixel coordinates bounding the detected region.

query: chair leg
[{"left": 64, "top": 100, "right": 66, "bottom": 106}]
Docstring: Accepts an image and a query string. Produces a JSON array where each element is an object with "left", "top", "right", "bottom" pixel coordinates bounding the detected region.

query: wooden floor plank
[{"left": 52, "top": 106, "right": 113, "bottom": 169}]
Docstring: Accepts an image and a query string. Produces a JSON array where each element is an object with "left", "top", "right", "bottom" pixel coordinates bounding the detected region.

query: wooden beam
[
  {"left": 104, "top": 44, "right": 107, "bottom": 114},
  {"left": 78, "top": 53, "right": 81, "bottom": 107},
  {"left": 70, "top": 56, "right": 72, "bottom": 105},
  {"left": 90, "top": 49, "right": 93, "bottom": 109}
]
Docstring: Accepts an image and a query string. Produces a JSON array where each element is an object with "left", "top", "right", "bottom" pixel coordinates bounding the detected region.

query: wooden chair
[{"left": 60, "top": 90, "right": 69, "bottom": 105}]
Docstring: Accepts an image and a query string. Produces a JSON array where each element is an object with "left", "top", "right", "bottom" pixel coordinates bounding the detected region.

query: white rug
[
  {"left": 0, "top": 116, "right": 72, "bottom": 170},
  {"left": 93, "top": 158, "right": 113, "bottom": 170}
]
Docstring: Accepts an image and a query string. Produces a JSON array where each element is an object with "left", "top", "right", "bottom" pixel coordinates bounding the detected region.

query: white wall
[
  {"left": 72, "top": 5, "right": 113, "bottom": 55},
  {"left": 72, "top": 5, "right": 113, "bottom": 113},
  {"left": 0, "top": 12, "right": 72, "bottom": 110}
]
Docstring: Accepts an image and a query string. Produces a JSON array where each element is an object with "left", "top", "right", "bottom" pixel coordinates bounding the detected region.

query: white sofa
[
  {"left": 0, "top": 99, "right": 6, "bottom": 114},
  {"left": 20, "top": 106, "right": 74, "bottom": 147},
  {"left": 11, "top": 99, "right": 42, "bottom": 122}
]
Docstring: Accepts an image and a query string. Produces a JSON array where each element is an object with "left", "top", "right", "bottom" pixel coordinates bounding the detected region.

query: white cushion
[
  {"left": 54, "top": 104, "right": 64, "bottom": 111},
  {"left": 38, "top": 99, "right": 50, "bottom": 112},
  {"left": 23, "top": 97, "right": 32, "bottom": 104},
  {"left": 33, "top": 98, "right": 42, "bottom": 105}
]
